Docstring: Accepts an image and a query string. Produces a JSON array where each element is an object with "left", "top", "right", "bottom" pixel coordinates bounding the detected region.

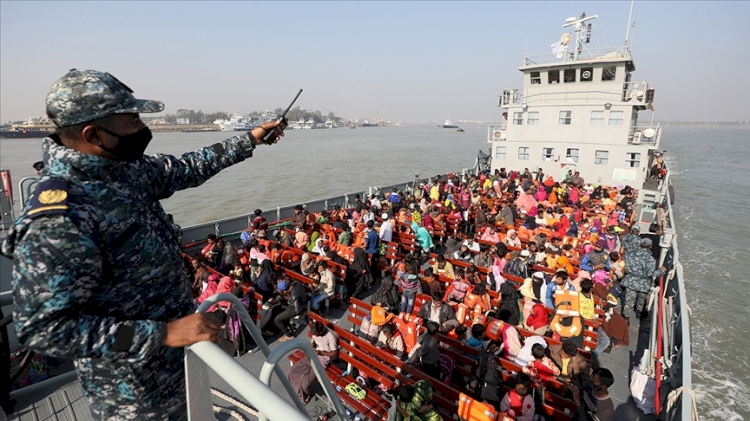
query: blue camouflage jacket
[{"left": 2, "top": 134, "right": 256, "bottom": 417}]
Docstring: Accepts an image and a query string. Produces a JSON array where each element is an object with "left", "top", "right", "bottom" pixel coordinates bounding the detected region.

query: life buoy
[{"left": 549, "top": 289, "right": 583, "bottom": 338}]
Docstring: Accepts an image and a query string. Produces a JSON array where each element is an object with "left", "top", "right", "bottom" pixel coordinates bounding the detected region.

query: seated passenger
[
  {"left": 376, "top": 323, "right": 405, "bottom": 358},
  {"left": 465, "top": 323, "right": 487, "bottom": 351},
  {"left": 443, "top": 269, "right": 473, "bottom": 304},
  {"left": 311, "top": 261, "right": 335, "bottom": 311},
  {"left": 461, "top": 283, "right": 491, "bottom": 325},
  {"left": 420, "top": 267, "right": 444, "bottom": 297},
  {"left": 549, "top": 340, "right": 591, "bottom": 388},
  {"left": 432, "top": 254, "right": 455, "bottom": 279},
  {"left": 300, "top": 253, "right": 319, "bottom": 281},
  {"left": 497, "top": 309, "right": 522, "bottom": 361},
  {"left": 500, "top": 373, "right": 535, "bottom": 421},
  {"left": 452, "top": 244, "right": 473, "bottom": 262},
  {"left": 287, "top": 321, "right": 338, "bottom": 404},
  {"left": 417, "top": 291, "right": 461, "bottom": 333},
  {"left": 394, "top": 380, "right": 442, "bottom": 421}
]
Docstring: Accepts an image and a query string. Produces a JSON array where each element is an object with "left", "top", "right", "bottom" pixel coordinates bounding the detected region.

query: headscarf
[
  {"left": 197, "top": 274, "right": 220, "bottom": 305},
  {"left": 515, "top": 335, "right": 547, "bottom": 367},
  {"left": 350, "top": 248, "right": 370, "bottom": 274},
  {"left": 411, "top": 221, "right": 434, "bottom": 251},
  {"left": 301, "top": 252, "right": 316, "bottom": 275},
  {"left": 311, "top": 238, "right": 326, "bottom": 255},
  {"left": 295, "top": 230, "right": 309, "bottom": 248}
]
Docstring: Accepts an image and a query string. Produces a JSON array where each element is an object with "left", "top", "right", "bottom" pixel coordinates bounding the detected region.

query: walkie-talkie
[{"left": 262, "top": 89, "right": 303, "bottom": 145}]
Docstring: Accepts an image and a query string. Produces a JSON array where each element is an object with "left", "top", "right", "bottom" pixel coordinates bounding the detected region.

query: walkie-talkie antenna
[
  {"left": 280, "top": 89, "right": 303, "bottom": 118},
  {"left": 262, "top": 89, "right": 304, "bottom": 145}
]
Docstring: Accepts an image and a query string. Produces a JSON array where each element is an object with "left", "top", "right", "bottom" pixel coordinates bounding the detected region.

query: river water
[{"left": 1, "top": 124, "right": 749, "bottom": 419}]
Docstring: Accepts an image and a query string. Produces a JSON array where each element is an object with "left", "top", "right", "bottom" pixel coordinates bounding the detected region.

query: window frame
[
  {"left": 595, "top": 150, "right": 609, "bottom": 165},
  {"left": 566, "top": 148, "right": 579, "bottom": 163},
  {"left": 608, "top": 110, "right": 624, "bottom": 126},
  {"left": 548, "top": 70, "right": 560, "bottom": 84},
  {"left": 530, "top": 71, "right": 541, "bottom": 85},
  {"left": 602, "top": 66, "right": 616, "bottom": 81},
  {"left": 558, "top": 110, "right": 572, "bottom": 125},
  {"left": 518, "top": 147, "right": 530, "bottom": 160},
  {"left": 542, "top": 147, "right": 555, "bottom": 162},
  {"left": 564, "top": 68, "right": 576, "bottom": 83},
  {"left": 495, "top": 146, "right": 506, "bottom": 159},
  {"left": 513, "top": 112, "right": 524, "bottom": 125},
  {"left": 590, "top": 110, "right": 605, "bottom": 125},
  {"left": 527, "top": 111, "right": 540, "bottom": 125},
  {"left": 626, "top": 152, "right": 641, "bottom": 168}
]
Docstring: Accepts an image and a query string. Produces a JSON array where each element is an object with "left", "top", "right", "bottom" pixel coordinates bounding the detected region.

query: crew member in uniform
[{"left": 1, "top": 69, "right": 284, "bottom": 420}]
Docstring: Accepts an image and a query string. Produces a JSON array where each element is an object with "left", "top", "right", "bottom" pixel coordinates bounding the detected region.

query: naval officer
[{"left": 2, "top": 69, "right": 283, "bottom": 420}]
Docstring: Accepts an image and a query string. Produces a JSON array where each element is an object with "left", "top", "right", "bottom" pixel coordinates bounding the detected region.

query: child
[
  {"left": 465, "top": 323, "right": 486, "bottom": 351},
  {"left": 523, "top": 343, "right": 561, "bottom": 415},
  {"left": 500, "top": 373, "right": 535, "bottom": 421}
]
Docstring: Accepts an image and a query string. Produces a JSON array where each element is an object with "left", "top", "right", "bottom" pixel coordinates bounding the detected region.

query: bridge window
[
  {"left": 495, "top": 146, "right": 506, "bottom": 159},
  {"left": 548, "top": 70, "right": 560, "bottom": 84},
  {"left": 542, "top": 147, "right": 555, "bottom": 161},
  {"left": 558, "top": 110, "right": 572, "bottom": 125},
  {"left": 518, "top": 147, "right": 530, "bottom": 160},
  {"left": 595, "top": 150, "right": 609, "bottom": 165},
  {"left": 530, "top": 71, "right": 541, "bottom": 84},
  {"left": 602, "top": 66, "right": 616, "bottom": 81},
  {"left": 609, "top": 110, "right": 624, "bottom": 125},
  {"left": 626, "top": 152, "right": 641, "bottom": 167},
  {"left": 564, "top": 69, "right": 576, "bottom": 83},
  {"left": 590, "top": 110, "right": 604, "bottom": 125},
  {"left": 566, "top": 148, "right": 579, "bottom": 162},
  {"left": 581, "top": 67, "right": 594, "bottom": 82},
  {"left": 527, "top": 111, "right": 539, "bottom": 125},
  {"left": 513, "top": 112, "right": 523, "bottom": 125}
]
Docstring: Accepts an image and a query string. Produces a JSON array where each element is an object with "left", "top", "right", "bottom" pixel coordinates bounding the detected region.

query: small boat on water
[
  {"left": 439, "top": 117, "right": 458, "bottom": 128},
  {"left": 457, "top": 127, "right": 465, "bottom": 132}
]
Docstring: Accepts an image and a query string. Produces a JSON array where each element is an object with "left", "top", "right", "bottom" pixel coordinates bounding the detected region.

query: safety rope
[
  {"left": 665, "top": 386, "right": 699, "bottom": 421},
  {"left": 211, "top": 387, "right": 258, "bottom": 421}
]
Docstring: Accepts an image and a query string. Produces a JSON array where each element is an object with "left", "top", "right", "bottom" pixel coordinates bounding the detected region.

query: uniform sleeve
[
  {"left": 12, "top": 217, "right": 166, "bottom": 360},
  {"left": 579, "top": 254, "right": 593, "bottom": 272},
  {"left": 144, "top": 134, "right": 256, "bottom": 200}
]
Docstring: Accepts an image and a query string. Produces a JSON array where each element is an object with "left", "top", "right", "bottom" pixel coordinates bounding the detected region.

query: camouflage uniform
[
  {"left": 621, "top": 240, "right": 665, "bottom": 320},
  {"left": 620, "top": 232, "right": 641, "bottom": 255},
  {"left": 1, "top": 70, "right": 259, "bottom": 420}
]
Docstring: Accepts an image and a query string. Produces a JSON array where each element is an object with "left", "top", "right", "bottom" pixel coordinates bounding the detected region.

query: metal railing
[
  {"left": 500, "top": 80, "right": 652, "bottom": 108},
  {"left": 523, "top": 46, "right": 631, "bottom": 66},
  {"left": 189, "top": 293, "right": 348, "bottom": 421},
  {"left": 628, "top": 123, "right": 661, "bottom": 145}
]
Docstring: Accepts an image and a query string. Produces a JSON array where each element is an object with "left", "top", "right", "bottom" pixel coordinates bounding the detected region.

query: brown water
[{"left": 2, "top": 124, "right": 749, "bottom": 420}]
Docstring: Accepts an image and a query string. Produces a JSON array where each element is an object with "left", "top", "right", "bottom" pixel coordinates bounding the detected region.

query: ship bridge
[{"left": 488, "top": 14, "right": 661, "bottom": 188}]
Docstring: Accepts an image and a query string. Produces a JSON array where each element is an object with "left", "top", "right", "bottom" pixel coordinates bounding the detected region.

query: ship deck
[{"left": 7, "top": 283, "right": 657, "bottom": 421}]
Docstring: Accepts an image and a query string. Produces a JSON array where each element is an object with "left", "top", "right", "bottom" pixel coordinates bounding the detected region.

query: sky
[{"left": 1, "top": 1, "right": 749, "bottom": 124}]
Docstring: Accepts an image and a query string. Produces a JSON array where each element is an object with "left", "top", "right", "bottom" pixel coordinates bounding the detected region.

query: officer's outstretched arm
[{"left": 10, "top": 217, "right": 166, "bottom": 360}]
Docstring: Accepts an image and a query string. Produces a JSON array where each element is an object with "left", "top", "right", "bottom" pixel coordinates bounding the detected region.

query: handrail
[
  {"left": 258, "top": 337, "right": 349, "bottom": 421},
  {"left": 194, "top": 293, "right": 309, "bottom": 416},
  {"left": 186, "top": 341, "right": 307, "bottom": 421},
  {"left": 193, "top": 293, "right": 347, "bottom": 421},
  {"left": 18, "top": 176, "right": 39, "bottom": 209}
]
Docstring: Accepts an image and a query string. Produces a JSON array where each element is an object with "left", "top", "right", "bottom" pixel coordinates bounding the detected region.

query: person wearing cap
[
  {"left": 580, "top": 239, "right": 611, "bottom": 273},
  {"left": 603, "top": 226, "right": 621, "bottom": 253},
  {"left": 621, "top": 224, "right": 642, "bottom": 254},
  {"left": 378, "top": 213, "right": 393, "bottom": 243},
  {"left": 1, "top": 69, "right": 286, "bottom": 419},
  {"left": 272, "top": 277, "right": 308, "bottom": 342},
  {"left": 621, "top": 238, "right": 666, "bottom": 322}
]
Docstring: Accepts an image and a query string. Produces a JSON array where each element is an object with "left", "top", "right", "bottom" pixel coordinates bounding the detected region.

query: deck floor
[{"left": 8, "top": 284, "right": 656, "bottom": 421}]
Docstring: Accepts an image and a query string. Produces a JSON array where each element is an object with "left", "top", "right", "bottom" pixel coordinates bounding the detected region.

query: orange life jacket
[
  {"left": 550, "top": 289, "right": 583, "bottom": 338},
  {"left": 458, "top": 393, "right": 497, "bottom": 421}
]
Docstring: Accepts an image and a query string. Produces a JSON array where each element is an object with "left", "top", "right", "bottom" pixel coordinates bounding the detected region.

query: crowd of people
[{"left": 186, "top": 164, "right": 669, "bottom": 421}]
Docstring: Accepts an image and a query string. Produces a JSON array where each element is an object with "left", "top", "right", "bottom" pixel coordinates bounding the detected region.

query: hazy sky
[{"left": 1, "top": 1, "right": 749, "bottom": 123}]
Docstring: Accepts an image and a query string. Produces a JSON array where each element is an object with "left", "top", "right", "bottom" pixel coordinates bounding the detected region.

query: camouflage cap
[{"left": 46, "top": 69, "right": 164, "bottom": 127}]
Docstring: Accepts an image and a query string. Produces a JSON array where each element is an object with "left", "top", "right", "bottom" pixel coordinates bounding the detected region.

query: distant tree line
[
  {"left": 139, "top": 107, "right": 346, "bottom": 125},
  {"left": 274, "top": 107, "right": 344, "bottom": 124}
]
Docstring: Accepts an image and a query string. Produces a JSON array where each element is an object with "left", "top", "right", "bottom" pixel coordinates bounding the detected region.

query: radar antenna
[{"left": 562, "top": 13, "right": 598, "bottom": 61}]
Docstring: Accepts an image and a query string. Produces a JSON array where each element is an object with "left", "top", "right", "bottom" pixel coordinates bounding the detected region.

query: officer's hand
[
  {"left": 250, "top": 120, "right": 285, "bottom": 145},
  {"left": 162, "top": 313, "right": 221, "bottom": 348}
]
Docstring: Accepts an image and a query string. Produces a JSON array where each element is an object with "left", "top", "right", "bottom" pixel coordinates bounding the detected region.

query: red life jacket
[{"left": 508, "top": 390, "right": 531, "bottom": 415}]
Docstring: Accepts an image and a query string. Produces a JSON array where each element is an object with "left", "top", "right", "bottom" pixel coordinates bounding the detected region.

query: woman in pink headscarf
[
  {"left": 515, "top": 188, "right": 538, "bottom": 213},
  {"left": 569, "top": 186, "right": 580, "bottom": 205},
  {"left": 534, "top": 186, "right": 547, "bottom": 202},
  {"left": 294, "top": 228, "right": 309, "bottom": 250},
  {"left": 196, "top": 274, "right": 232, "bottom": 312}
]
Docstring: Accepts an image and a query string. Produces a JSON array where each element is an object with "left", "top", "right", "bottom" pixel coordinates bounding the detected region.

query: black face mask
[{"left": 96, "top": 126, "right": 153, "bottom": 163}]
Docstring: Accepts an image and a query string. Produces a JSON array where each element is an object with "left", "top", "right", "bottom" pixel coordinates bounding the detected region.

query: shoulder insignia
[{"left": 27, "top": 179, "right": 69, "bottom": 218}]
